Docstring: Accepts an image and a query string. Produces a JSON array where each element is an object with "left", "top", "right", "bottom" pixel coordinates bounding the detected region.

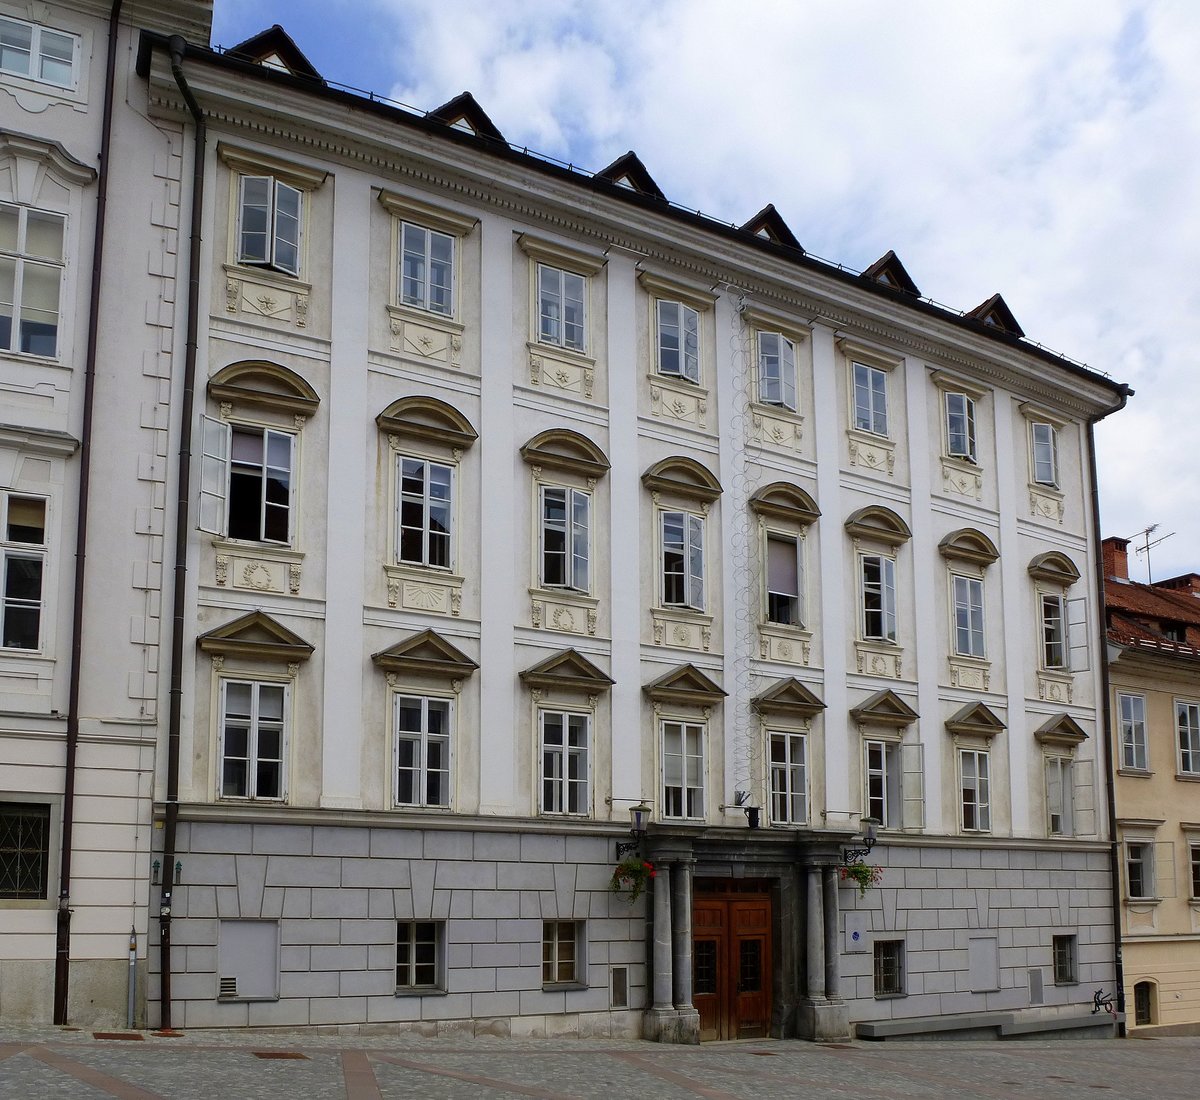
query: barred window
[
  {"left": 873, "top": 939, "right": 904, "bottom": 997},
  {"left": 0, "top": 802, "right": 50, "bottom": 899}
]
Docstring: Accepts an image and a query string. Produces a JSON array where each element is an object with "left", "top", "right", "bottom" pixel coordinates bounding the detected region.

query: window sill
[
  {"left": 393, "top": 805, "right": 453, "bottom": 815},
  {"left": 218, "top": 995, "right": 279, "bottom": 1003},
  {"left": 1053, "top": 979, "right": 1080, "bottom": 987},
  {"left": 395, "top": 987, "right": 446, "bottom": 998},
  {"left": 386, "top": 302, "right": 463, "bottom": 332},
  {"left": 224, "top": 261, "right": 310, "bottom": 291},
  {"left": 1174, "top": 773, "right": 1200, "bottom": 783},
  {"left": 1117, "top": 767, "right": 1153, "bottom": 778},
  {"left": 211, "top": 537, "right": 302, "bottom": 559},
  {"left": 542, "top": 982, "right": 588, "bottom": 993},
  {"left": 0, "top": 346, "right": 64, "bottom": 367},
  {"left": 528, "top": 340, "right": 595, "bottom": 368},
  {"left": 873, "top": 992, "right": 906, "bottom": 1001},
  {"left": 1124, "top": 897, "right": 1162, "bottom": 908}
]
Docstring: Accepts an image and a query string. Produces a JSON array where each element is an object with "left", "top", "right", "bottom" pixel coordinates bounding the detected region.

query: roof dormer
[
  {"left": 596, "top": 151, "right": 666, "bottom": 201},
  {"left": 966, "top": 293, "right": 1025, "bottom": 338},
  {"left": 740, "top": 204, "right": 804, "bottom": 253},
  {"left": 428, "top": 91, "right": 506, "bottom": 142}
]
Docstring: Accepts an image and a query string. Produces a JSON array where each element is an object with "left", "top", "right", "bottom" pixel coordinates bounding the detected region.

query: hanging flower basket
[
  {"left": 840, "top": 861, "right": 883, "bottom": 898},
  {"left": 610, "top": 857, "right": 656, "bottom": 903}
]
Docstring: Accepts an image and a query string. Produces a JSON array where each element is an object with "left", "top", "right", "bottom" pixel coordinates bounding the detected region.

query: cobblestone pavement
[{"left": 0, "top": 1028, "right": 1195, "bottom": 1099}]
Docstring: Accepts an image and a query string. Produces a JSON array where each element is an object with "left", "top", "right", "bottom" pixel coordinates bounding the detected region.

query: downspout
[
  {"left": 158, "top": 34, "right": 205, "bottom": 1031},
  {"left": 53, "top": 0, "right": 123, "bottom": 1027},
  {"left": 1087, "top": 382, "right": 1133, "bottom": 1037}
]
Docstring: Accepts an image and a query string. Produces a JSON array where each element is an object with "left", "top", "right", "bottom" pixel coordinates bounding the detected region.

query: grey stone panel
[
  {"left": 369, "top": 829, "right": 424, "bottom": 858},
  {"left": 281, "top": 887, "right": 312, "bottom": 918},
  {"left": 266, "top": 855, "right": 341, "bottom": 887},
  {"left": 447, "top": 966, "right": 497, "bottom": 993},
  {"left": 472, "top": 990, "right": 521, "bottom": 1017},
  {"left": 452, "top": 918, "right": 499, "bottom": 943},
  {"left": 495, "top": 917, "right": 540, "bottom": 942},
  {"left": 190, "top": 822, "right": 254, "bottom": 854},
  {"left": 521, "top": 834, "right": 566, "bottom": 862},
  {"left": 424, "top": 831, "right": 473, "bottom": 860},
  {"left": 185, "top": 946, "right": 216, "bottom": 972},
  {"left": 279, "top": 969, "right": 339, "bottom": 998},
  {"left": 339, "top": 969, "right": 395, "bottom": 997},
  {"left": 420, "top": 992, "right": 474, "bottom": 1020},
  {"left": 179, "top": 854, "right": 238, "bottom": 885},
  {"left": 309, "top": 995, "right": 367, "bottom": 1024},
  {"left": 367, "top": 889, "right": 395, "bottom": 918},
  {"left": 260, "top": 887, "right": 284, "bottom": 919},
  {"left": 249, "top": 998, "right": 310, "bottom": 1026},
  {"left": 235, "top": 855, "right": 268, "bottom": 915},
  {"left": 281, "top": 917, "right": 340, "bottom": 945},
  {"left": 169, "top": 917, "right": 216, "bottom": 947},
  {"left": 434, "top": 860, "right": 497, "bottom": 890},
  {"left": 215, "top": 886, "right": 239, "bottom": 917},
  {"left": 340, "top": 919, "right": 394, "bottom": 945},
  {"left": 368, "top": 944, "right": 394, "bottom": 970},
  {"left": 502, "top": 862, "right": 555, "bottom": 891},
  {"left": 342, "top": 858, "right": 411, "bottom": 889},
  {"left": 310, "top": 887, "right": 368, "bottom": 918},
  {"left": 279, "top": 945, "right": 310, "bottom": 972},
  {"left": 473, "top": 889, "right": 521, "bottom": 918},
  {"left": 409, "top": 861, "right": 436, "bottom": 918},
  {"left": 310, "top": 945, "right": 369, "bottom": 972},
  {"left": 251, "top": 824, "right": 311, "bottom": 855},
  {"left": 495, "top": 965, "right": 542, "bottom": 991},
  {"left": 314, "top": 825, "right": 369, "bottom": 856},
  {"left": 185, "top": 886, "right": 217, "bottom": 918},
  {"left": 183, "top": 998, "right": 248, "bottom": 1028},
  {"left": 474, "top": 832, "right": 522, "bottom": 861},
  {"left": 365, "top": 996, "right": 423, "bottom": 1023},
  {"left": 448, "top": 890, "right": 473, "bottom": 918},
  {"left": 473, "top": 941, "right": 521, "bottom": 968},
  {"left": 521, "top": 988, "right": 566, "bottom": 1015}
]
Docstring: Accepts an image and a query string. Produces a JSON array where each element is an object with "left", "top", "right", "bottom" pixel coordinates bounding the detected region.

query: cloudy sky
[{"left": 211, "top": 1, "right": 1197, "bottom": 581}]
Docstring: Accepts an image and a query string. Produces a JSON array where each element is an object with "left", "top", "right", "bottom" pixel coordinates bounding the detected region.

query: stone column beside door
[
  {"left": 797, "top": 859, "right": 850, "bottom": 1041},
  {"left": 644, "top": 848, "right": 700, "bottom": 1043}
]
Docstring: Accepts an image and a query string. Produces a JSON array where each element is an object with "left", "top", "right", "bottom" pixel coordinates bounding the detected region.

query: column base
[
  {"left": 797, "top": 998, "right": 850, "bottom": 1042},
  {"left": 642, "top": 1006, "right": 701, "bottom": 1044}
]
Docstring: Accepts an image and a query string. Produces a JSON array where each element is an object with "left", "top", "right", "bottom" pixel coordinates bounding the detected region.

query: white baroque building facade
[{"left": 2, "top": 1, "right": 1131, "bottom": 1039}]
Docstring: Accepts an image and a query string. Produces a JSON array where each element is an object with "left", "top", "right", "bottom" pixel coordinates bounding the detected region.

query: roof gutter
[
  {"left": 157, "top": 33, "right": 205, "bottom": 1032},
  {"left": 53, "top": 0, "right": 122, "bottom": 1027},
  {"left": 1086, "top": 381, "right": 1134, "bottom": 1036}
]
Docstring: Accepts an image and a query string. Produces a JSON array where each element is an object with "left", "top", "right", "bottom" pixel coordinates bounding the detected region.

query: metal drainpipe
[
  {"left": 1087, "top": 384, "right": 1133, "bottom": 1036},
  {"left": 158, "top": 34, "right": 205, "bottom": 1032},
  {"left": 53, "top": 0, "right": 123, "bottom": 1027}
]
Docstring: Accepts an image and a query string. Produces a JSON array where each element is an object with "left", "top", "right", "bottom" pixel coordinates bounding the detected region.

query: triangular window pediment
[
  {"left": 751, "top": 677, "right": 825, "bottom": 718},
  {"left": 1035, "top": 713, "right": 1088, "bottom": 748},
  {"left": 749, "top": 482, "right": 820, "bottom": 526},
  {"left": 520, "top": 649, "right": 614, "bottom": 692},
  {"left": 197, "top": 610, "right": 314, "bottom": 663},
  {"left": 850, "top": 688, "right": 918, "bottom": 728},
  {"left": 520, "top": 429, "right": 610, "bottom": 479},
  {"left": 945, "top": 701, "right": 1006, "bottom": 740},
  {"left": 376, "top": 396, "right": 478, "bottom": 451},
  {"left": 371, "top": 629, "right": 478, "bottom": 680},
  {"left": 641, "top": 456, "right": 722, "bottom": 503},
  {"left": 208, "top": 361, "right": 320, "bottom": 417},
  {"left": 644, "top": 664, "right": 726, "bottom": 706},
  {"left": 939, "top": 528, "right": 1000, "bottom": 567},
  {"left": 428, "top": 92, "right": 505, "bottom": 143}
]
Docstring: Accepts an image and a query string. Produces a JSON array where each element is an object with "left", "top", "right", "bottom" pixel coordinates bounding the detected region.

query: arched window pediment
[
  {"left": 1028, "top": 551, "right": 1081, "bottom": 587},
  {"left": 844, "top": 506, "right": 911, "bottom": 547},
  {"left": 207, "top": 361, "right": 320, "bottom": 417},
  {"left": 641, "top": 456, "right": 722, "bottom": 503},
  {"left": 939, "top": 527, "right": 1000, "bottom": 567},
  {"left": 520, "top": 429, "right": 610, "bottom": 479},
  {"left": 749, "top": 483, "right": 820, "bottom": 526},
  {"left": 376, "top": 396, "right": 478, "bottom": 450}
]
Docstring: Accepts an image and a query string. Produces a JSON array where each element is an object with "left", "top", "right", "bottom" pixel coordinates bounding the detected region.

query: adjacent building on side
[
  {"left": 1104, "top": 536, "right": 1200, "bottom": 1033},
  {"left": 2, "top": 0, "right": 1132, "bottom": 1038}
]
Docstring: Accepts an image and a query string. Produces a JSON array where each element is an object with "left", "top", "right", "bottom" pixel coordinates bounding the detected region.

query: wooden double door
[{"left": 693, "top": 881, "right": 773, "bottom": 1041}]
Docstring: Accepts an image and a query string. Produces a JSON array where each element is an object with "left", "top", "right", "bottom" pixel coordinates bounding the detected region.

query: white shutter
[
  {"left": 198, "top": 415, "right": 229, "bottom": 535},
  {"left": 901, "top": 742, "right": 925, "bottom": 830},
  {"left": 1066, "top": 595, "right": 1090, "bottom": 671},
  {"left": 1072, "top": 758, "right": 1096, "bottom": 837},
  {"left": 1155, "top": 841, "right": 1177, "bottom": 899}
]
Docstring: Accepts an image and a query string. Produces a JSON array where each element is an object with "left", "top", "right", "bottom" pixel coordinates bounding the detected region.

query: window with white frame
[
  {"left": 1190, "top": 843, "right": 1200, "bottom": 900},
  {"left": 1178, "top": 701, "right": 1200, "bottom": 775},
  {"left": 219, "top": 680, "right": 287, "bottom": 800},
  {"left": 1, "top": 493, "right": 46, "bottom": 651},
  {"left": 1119, "top": 693, "right": 1148, "bottom": 771},
  {"left": 952, "top": 574, "right": 985, "bottom": 658},
  {"left": 766, "top": 533, "right": 802, "bottom": 626},
  {"left": 540, "top": 709, "right": 589, "bottom": 815},
  {"left": 1126, "top": 840, "right": 1154, "bottom": 899},
  {"left": 199, "top": 420, "right": 295, "bottom": 545},
  {"left": 662, "top": 720, "right": 705, "bottom": 819},
  {"left": 661, "top": 510, "right": 704, "bottom": 611},
  {"left": 860, "top": 554, "right": 897, "bottom": 642},
  {"left": 540, "top": 485, "right": 589, "bottom": 592},
  {"left": 399, "top": 222, "right": 454, "bottom": 315},
  {"left": 960, "top": 749, "right": 991, "bottom": 832},
  {"left": 1040, "top": 593, "right": 1067, "bottom": 670},
  {"left": 537, "top": 263, "right": 586, "bottom": 352},
  {"left": 0, "top": 800, "right": 51, "bottom": 899},
  {"left": 0, "top": 16, "right": 76, "bottom": 88},
  {"left": 398, "top": 456, "right": 453, "bottom": 569},
  {"left": 1044, "top": 755, "right": 1073, "bottom": 836},
  {"left": 396, "top": 920, "right": 443, "bottom": 990},
  {"left": 769, "top": 730, "right": 807, "bottom": 825},
  {"left": 656, "top": 299, "right": 699, "bottom": 382},
  {"left": 394, "top": 694, "right": 451, "bottom": 808},
  {"left": 945, "top": 391, "right": 977, "bottom": 462},
  {"left": 236, "top": 175, "right": 302, "bottom": 277},
  {"left": 542, "top": 920, "right": 583, "bottom": 985},
  {"left": 757, "top": 331, "right": 797, "bottom": 410},
  {"left": 0, "top": 202, "right": 66, "bottom": 358},
  {"left": 1030, "top": 421, "right": 1059, "bottom": 487},
  {"left": 865, "top": 739, "right": 901, "bottom": 828},
  {"left": 853, "top": 360, "right": 888, "bottom": 435}
]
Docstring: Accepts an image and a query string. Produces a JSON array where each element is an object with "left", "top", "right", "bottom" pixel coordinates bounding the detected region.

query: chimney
[{"left": 1103, "top": 536, "right": 1129, "bottom": 581}]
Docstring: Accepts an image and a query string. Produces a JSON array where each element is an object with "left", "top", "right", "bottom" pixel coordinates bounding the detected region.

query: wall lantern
[
  {"left": 843, "top": 818, "right": 879, "bottom": 865},
  {"left": 616, "top": 802, "right": 653, "bottom": 860}
]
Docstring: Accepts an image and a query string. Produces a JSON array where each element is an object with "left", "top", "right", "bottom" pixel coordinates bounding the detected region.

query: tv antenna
[{"left": 1131, "top": 524, "right": 1174, "bottom": 584}]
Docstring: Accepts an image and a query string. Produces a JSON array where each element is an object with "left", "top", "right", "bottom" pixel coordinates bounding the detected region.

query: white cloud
[{"left": 219, "top": 0, "right": 1200, "bottom": 576}]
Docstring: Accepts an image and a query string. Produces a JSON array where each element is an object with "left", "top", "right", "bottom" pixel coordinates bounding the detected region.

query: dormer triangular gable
[
  {"left": 519, "top": 649, "right": 615, "bottom": 692},
  {"left": 740, "top": 204, "right": 804, "bottom": 253},
  {"left": 751, "top": 677, "right": 826, "bottom": 719},
  {"left": 371, "top": 629, "right": 478, "bottom": 680},
  {"left": 197, "top": 610, "right": 314, "bottom": 663},
  {"left": 861, "top": 250, "right": 921, "bottom": 297},
  {"left": 644, "top": 664, "right": 726, "bottom": 707},
  {"left": 227, "top": 26, "right": 324, "bottom": 82},
  {"left": 428, "top": 92, "right": 506, "bottom": 143},
  {"left": 966, "top": 293, "right": 1025, "bottom": 338},
  {"left": 850, "top": 688, "right": 918, "bottom": 728},
  {"left": 595, "top": 151, "right": 666, "bottom": 201},
  {"left": 945, "top": 701, "right": 1006, "bottom": 740},
  {"left": 1034, "top": 712, "right": 1088, "bottom": 748}
]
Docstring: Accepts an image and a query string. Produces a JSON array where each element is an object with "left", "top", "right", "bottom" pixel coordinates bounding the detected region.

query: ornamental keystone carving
[{"left": 215, "top": 554, "right": 229, "bottom": 586}]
